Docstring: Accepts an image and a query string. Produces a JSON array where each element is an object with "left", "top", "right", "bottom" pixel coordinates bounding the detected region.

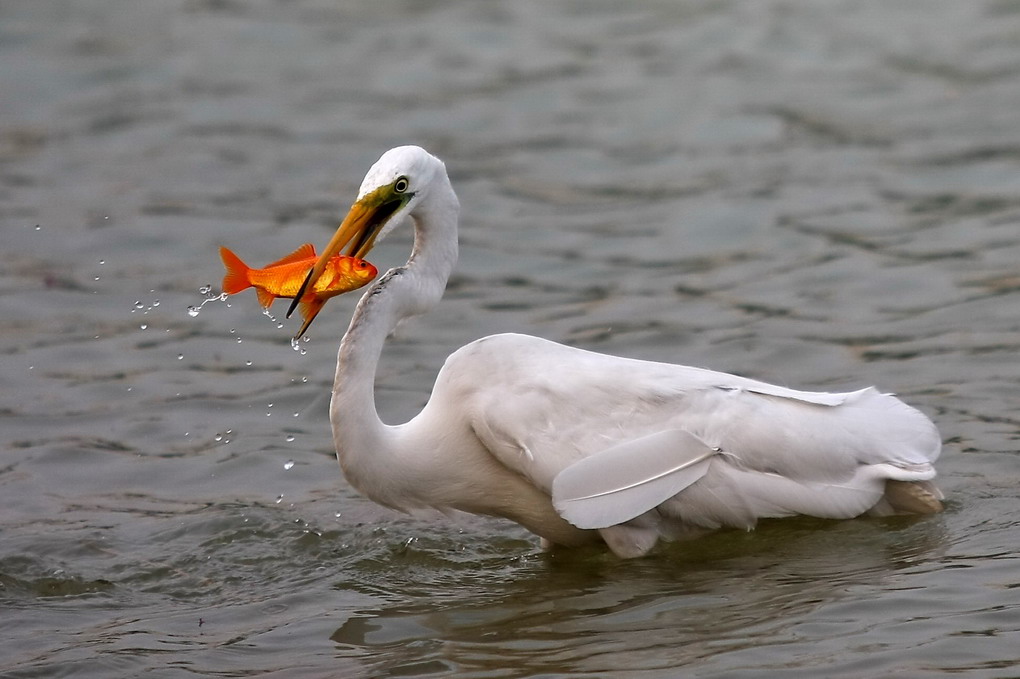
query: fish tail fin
[
  {"left": 219, "top": 247, "right": 252, "bottom": 295},
  {"left": 295, "top": 297, "right": 326, "bottom": 339}
]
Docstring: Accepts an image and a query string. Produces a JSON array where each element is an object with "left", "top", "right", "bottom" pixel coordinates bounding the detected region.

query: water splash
[
  {"left": 261, "top": 307, "right": 285, "bottom": 330},
  {"left": 187, "top": 286, "right": 229, "bottom": 318},
  {"left": 132, "top": 296, "right": 164, "bottom": 319},
  {"left": 290, "top": 335, "right": 309, "bottom": 355}
]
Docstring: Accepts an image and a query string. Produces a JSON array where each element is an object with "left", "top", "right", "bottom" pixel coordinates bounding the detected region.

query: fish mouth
[{"left": 286, "top": 184, "right": 409, "bottom": 322}]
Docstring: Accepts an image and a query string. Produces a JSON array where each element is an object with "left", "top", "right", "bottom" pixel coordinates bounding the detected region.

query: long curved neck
[{"left": 329, "top": 183, "right": 459, "bottom": 495}]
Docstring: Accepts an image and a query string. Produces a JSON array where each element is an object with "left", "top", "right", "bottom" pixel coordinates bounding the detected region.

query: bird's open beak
[{"left": 286, "top": 184, "right": 407, "bottom": 324}]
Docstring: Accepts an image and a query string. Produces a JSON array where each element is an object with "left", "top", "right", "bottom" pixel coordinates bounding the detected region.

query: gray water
[{"left": 2, "top": 1, "right": 1019, "bottom": 676}]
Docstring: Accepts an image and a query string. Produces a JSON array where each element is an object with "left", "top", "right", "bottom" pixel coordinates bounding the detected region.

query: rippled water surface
[{"left": 3, "top": 1, "right": 1020, "bottom": 676}]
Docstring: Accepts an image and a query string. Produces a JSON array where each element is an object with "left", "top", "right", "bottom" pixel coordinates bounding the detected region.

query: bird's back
[{"left": 432, "top": 332, "right": 941, "bottom": 554}]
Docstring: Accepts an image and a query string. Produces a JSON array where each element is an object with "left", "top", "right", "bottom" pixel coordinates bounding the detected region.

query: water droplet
[
  {"left": 275, "top": 495, "right": 284, "bottom": 504},
  {"left": 267, "top": 403, "right": 274, "bottom": 408},
  {"left": 177, "top": 354, "right": 184, "bottom": 361},
  {"left": 151, "top": 300, "right": 160, "bottom": 307},
  {"left": 301, "top": 376, "right": 308, "bottom": 383},
  {"left": 245, "top": 360, "right": 252, "bottom": 366},
  {"left": 334, "top": 511, "right": 342, "bottom": 519},
  {"left": 236, "top": 337, "right": 243, "bottom": 344},
  {"left": 199, "top": 284, "right": 212, "bottom": 295},
  {"left": 134, "top": 301, "right": 145, "bottom": 310},
  {"left": 93, "top": 276, "right": 100, "bottom": 281},
  {"left": 290, "top": 337, "right": 301, "bottom": 352},
  {"left": 285, "top": 435, "right": 295, "bottom": 442},
  {"left": 139, "top": 323, "right": 147, "bottom": 330},
  {"left": 214, "top": 434, "right": 223, "bottom": 442},
  {"left": 98, "top": 259, "right": 105, "bottom": 265},
  {"left": 187, "top": 306, "right": 200, "bottom": 317},
  {"left": 283, "top": 460, "right": 295, "bottom": 470},
  {"left": 34, "top": 225, "right": 41, "bottom": 231},
  {"left": 292, "top": 412, "right": 299, "bottom": 418}
]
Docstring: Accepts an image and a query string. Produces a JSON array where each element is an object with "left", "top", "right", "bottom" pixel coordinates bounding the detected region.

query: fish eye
[{"left": 393, "top": 176, "right": 409, "bottom": 193}]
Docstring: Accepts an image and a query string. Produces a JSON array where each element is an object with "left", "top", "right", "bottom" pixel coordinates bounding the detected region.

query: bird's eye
[{"left": 394, "top": 176, "right": 409, "bottom": 193}]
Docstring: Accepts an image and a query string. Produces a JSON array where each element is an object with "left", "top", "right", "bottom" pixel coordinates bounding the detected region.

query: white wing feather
[{"left": 552, "top": 429, "right": 717, "bottom": 529}]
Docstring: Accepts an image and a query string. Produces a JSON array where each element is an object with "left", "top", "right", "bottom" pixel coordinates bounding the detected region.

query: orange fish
[{"left": 220, "top": 243, "right": 377, "bottom": 336}]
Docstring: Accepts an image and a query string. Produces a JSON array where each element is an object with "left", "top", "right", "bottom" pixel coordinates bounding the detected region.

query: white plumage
[{"left": 290, "top": 145, "right": 943, "bottom": 558}]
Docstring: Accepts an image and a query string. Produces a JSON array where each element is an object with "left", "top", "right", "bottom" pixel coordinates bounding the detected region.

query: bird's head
[{"left": 287, "top": 146, "right": 447, "bottom": 320}]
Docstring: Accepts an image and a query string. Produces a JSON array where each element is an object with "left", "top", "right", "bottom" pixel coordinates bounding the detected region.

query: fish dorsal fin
[
  {"left": 265, "top": 243, "right": 316, "bottom": 268},
  {"left": 552, "top": 429, "right": 717, "bottom": 530}
]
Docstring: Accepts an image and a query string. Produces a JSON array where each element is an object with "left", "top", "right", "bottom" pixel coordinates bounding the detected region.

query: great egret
[{"left": 288, "top": 146, "right": 942, "bottom": 558}]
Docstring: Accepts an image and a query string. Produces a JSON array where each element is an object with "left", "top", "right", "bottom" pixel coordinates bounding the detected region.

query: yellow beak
[{"left": 286, "top": 185, "right": 405, "bottom": 326}]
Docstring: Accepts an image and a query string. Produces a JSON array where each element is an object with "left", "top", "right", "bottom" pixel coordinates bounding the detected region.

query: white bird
[{"left": 288, "top": 145, "right": 943, "bottom": 558}]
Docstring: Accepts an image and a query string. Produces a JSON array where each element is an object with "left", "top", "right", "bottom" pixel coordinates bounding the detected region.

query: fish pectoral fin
[
  {"left": 552, "top": 429, "right": 717, "bottom": 530},
  {"left": 256, "top": 288, "right": 276, "bottom": 308},
  {"left": 295, "top": 297, "right": 326, "bottom": 339},
  {"left": 265, "top": 243, "right": 316, "bottom": 268}
]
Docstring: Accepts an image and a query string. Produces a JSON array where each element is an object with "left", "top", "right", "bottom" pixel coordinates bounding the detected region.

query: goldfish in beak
[
  {"left": 285, "top": 177, "right": 412, "bottom": 334},
  {"left": 219, "top": 243, "right": 377, "bottom": 337}
]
